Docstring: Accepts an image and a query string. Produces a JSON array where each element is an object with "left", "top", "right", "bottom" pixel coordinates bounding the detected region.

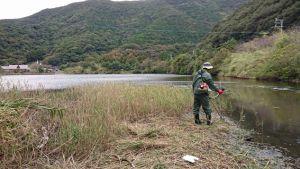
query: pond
[
  {"left": 218, "top": 77, "right": 300, "bottom": 158},
  {"left": 0, "top": 74, "right": 188, "bottom": 90},
  {"left": 0, "top": 74, "right": 299, "bottom": 158}
]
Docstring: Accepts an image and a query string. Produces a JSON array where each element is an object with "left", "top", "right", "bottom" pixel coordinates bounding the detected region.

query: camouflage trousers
[{"left": 193, "top": 93, "right": 212, "bottom": 116}]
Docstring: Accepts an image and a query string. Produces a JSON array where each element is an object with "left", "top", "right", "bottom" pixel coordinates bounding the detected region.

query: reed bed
[
  {"left": 0, "top": 84, "right": 291, "bottom": 168},
  {"left": 0, "top": 84, "right": 192, "bottom": 168}
]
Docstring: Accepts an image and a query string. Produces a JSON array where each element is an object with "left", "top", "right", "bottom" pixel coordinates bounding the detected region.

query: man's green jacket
[{"left": 192, "top": 69, "right": 219, "bottom": 94}]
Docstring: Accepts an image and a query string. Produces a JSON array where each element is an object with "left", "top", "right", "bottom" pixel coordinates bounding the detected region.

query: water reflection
[{"left": 220, "top": 78, "right": 300, "bottom": 157}]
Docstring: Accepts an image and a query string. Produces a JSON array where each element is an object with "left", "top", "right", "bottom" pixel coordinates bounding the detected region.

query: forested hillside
[
  {"left": 180, "top": 0, "right": 299, "bottom": 81},
  {"left": 0, "top": 0, "right": 246, "bottom": 72},
  {"left": 201, "top": 0, "right": 300, "bottom": 47}
]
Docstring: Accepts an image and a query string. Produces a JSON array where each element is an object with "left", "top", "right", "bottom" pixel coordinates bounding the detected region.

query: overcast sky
[{"left": 0, "top": 0, "right": 137, "bottom": 20}]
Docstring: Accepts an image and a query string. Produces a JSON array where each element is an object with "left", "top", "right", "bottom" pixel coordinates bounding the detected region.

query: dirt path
[{"left": 93, "top": 113, "right": 291, "bottom": 169}]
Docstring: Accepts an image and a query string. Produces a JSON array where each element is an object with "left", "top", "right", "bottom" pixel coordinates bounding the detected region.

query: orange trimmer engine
[{"left": 198, "top": 82, "right": 209, "bottom": 92}]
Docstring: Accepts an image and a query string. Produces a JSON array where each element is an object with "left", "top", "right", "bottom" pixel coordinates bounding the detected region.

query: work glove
[{"left": 217, "top": 89, "right": 224, "bottom": 95}]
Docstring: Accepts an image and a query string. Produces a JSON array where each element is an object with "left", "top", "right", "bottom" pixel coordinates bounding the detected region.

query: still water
[
  {"left": 0, "top": 74, "right": 299, "bottom": 157},
  {"left": 0, "top": 74, "right": 187, "bottom": 90},
  {"left": 218, "top": 77, "right": 300, "bottom": 158}
]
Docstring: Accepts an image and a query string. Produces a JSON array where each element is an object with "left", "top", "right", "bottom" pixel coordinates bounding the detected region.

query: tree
[{"left": 171, "top": 54, "right": 194, "bottom": 75}]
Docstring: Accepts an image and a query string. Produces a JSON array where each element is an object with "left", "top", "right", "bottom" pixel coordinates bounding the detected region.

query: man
[{"left": 192, "top": 62, "right": 224, "bottom": 125}]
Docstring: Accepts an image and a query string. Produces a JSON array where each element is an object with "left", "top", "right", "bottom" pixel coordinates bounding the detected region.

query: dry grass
[
  {"left": 0, "top": 84, "right": 291, "bottom": 168},
  {"left": 0, "top": 84, "right": 192, "bottom": 168},
  {"left": 40, "top": 114, "right": 286, "bottom": 169}
]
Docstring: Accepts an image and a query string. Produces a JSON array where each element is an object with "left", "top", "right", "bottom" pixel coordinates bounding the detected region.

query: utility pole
[{"left": 274, "top": 18, "right": 284, "bottom": 34}]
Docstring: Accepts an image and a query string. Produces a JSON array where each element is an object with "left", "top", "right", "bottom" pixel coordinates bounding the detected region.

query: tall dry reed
[{"left": 0, "top": 84, "right": 192, "bottom": 168}]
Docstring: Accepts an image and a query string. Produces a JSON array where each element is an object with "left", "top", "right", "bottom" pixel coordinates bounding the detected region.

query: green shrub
[
  {"left": 261, "top": 33, "right": 300, "bottom": 80},
  {"left": 171, "top": 54, "right": 194, "bottom": 74},
  {"left": 63, "top": 66, "right": 84, "bottom": 74},
  {"left": 220, "top": 30, "right": 300, "bottom": 81}
]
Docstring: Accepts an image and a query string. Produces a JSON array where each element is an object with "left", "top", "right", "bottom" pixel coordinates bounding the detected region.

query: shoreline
[
  {"left": 0, "top": 84, "right": 296, "bottom": 168},
  {"left": 220, "top": 75, "right": 300, "bottom": 84},
  {"left": 1, "top": 72, "right": 299, "bottom": 84},
  {"left": 0, "top": 72, "right": 57, "bottom": 76}
]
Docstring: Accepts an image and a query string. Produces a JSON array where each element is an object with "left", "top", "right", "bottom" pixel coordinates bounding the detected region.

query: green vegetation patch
[
  {"left": 220, "top": 49, "right": 271, "bottom": 78},
  {"left": 220, "top": 30, "right": 300, "bottom": 81}
]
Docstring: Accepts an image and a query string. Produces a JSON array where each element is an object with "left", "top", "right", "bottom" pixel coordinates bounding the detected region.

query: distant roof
[{"left": 1, "top": 65, "right": 30, "bottom": 70}]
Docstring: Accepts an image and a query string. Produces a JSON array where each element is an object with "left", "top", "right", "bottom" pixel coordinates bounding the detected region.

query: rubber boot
[
  {"left": 206, "top": 115, "right": 212, "bottom": 125},
  {"left": 194, "top": 114, "right": 202, "bottom": 125}
]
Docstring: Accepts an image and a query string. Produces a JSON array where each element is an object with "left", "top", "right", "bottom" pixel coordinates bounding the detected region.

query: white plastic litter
[{"left": 182, "top": 155, "right": 199, "bottom": 163}]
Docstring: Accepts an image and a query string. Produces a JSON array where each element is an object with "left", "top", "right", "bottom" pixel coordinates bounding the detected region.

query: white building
[{"left": 1, "top": 65, "right": 31, "bottom": 73}]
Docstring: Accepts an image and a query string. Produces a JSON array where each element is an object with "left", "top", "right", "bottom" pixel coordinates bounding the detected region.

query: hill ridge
[{"left": 0, "top": 0, "right": 246, "bottom": 67}]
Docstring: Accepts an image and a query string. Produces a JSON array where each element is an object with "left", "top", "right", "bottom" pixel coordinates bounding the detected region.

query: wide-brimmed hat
[{"left": 202, "top": 62, "right": 213, "bottom": 69}]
